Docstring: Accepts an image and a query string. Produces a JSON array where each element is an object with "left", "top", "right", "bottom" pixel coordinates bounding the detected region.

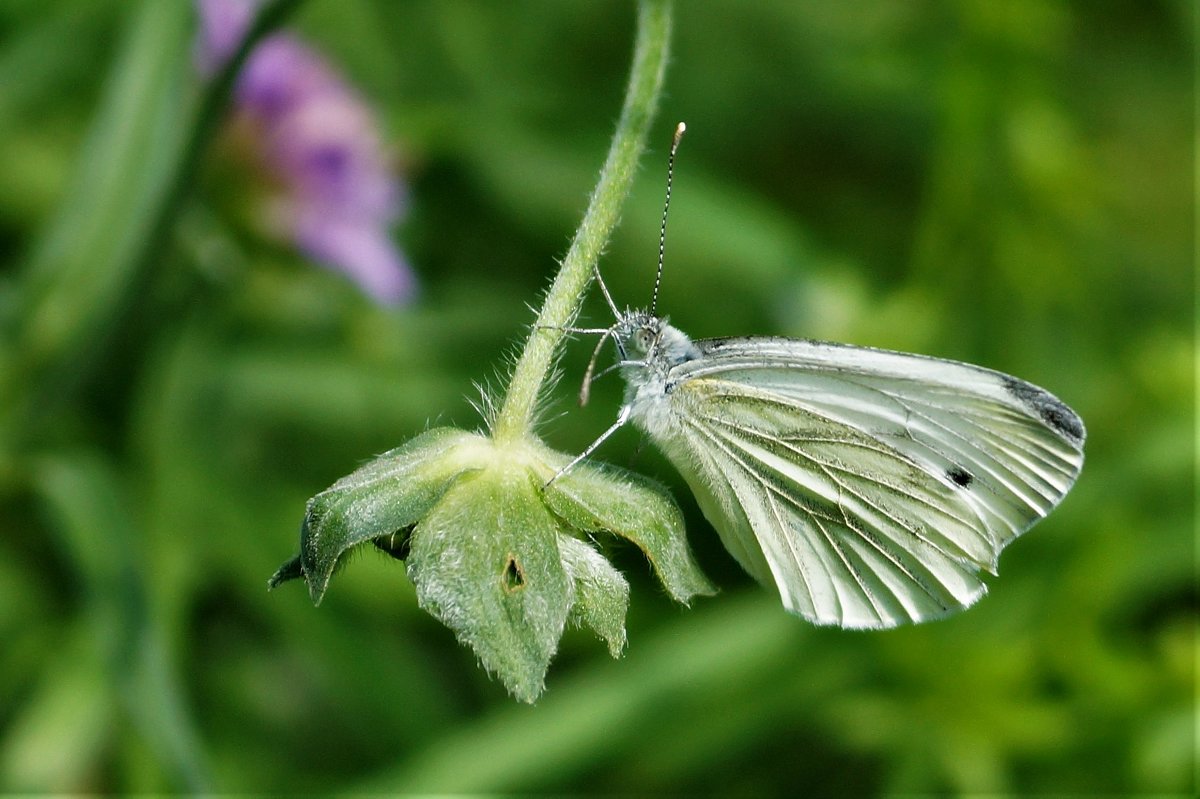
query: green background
[{"left": 0, "top": 0, "right": 1193, "bottom": 794}]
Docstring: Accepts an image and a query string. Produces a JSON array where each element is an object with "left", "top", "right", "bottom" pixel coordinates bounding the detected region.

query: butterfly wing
[{"left": 638, "top": 336, "right": 1085, "bottom": 629}]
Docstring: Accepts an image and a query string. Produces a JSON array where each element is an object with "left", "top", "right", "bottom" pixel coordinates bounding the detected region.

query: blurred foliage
[{"left": 0, "top": 0, "right": 1193, "bottom": 794}]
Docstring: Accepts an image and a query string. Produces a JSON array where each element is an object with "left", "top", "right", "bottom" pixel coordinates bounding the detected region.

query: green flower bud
[{"left": 270, "top": 427, "right": 712, "bottom": 702}]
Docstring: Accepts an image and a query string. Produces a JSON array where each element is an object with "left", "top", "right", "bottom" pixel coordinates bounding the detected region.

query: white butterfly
[{"left": 566, "top": 124, "right": 1086, "bottom": 629}]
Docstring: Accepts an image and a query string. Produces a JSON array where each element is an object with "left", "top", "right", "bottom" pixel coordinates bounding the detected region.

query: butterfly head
[
  {"left": 614, "top": 310, "right": 699, "bottom": 368},
  {"left": 613, "top": 311, "right": 659, "bottom": 359}
]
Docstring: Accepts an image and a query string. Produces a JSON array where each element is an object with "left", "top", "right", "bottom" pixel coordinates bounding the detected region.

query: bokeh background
[{"left": 0, "top": 0, "right": 1193, "bottom": 794}]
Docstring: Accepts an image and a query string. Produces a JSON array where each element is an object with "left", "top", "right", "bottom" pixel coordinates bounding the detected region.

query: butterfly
[{"left": 565, "top": 123, "right": 1086, "bottom": 629}]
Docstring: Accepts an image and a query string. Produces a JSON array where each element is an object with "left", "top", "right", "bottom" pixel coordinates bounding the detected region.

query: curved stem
[{"left": 491, "top": 0, "right": 672, "bottom": 443}]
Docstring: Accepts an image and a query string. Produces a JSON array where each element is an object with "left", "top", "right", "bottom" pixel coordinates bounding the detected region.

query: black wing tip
[{"left": 1002, "top": 376, "right": 1086, "bottom": 445}]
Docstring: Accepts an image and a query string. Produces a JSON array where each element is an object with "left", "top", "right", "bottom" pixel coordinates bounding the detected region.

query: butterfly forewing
[
  {"left": 685, "top": 338, "right": 1085, "bottom": 540},
  {"left": 627, "top": 332, "right": 1084, "bottom": 629}
]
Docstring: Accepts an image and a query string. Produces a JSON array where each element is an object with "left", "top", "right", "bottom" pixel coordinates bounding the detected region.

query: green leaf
[
  {"left": 30, "top": 452, "right": 209, "bottom": 791},
  {"left": 2, "top": 0, "right": 192, "bottom": 436},
  {"left": 276, "top": 427, "right": 491, "bottom": 603},
  {"left": 545, "top": 461, "right": 715, "bottom": 603},
  {"left": 0, "top": 0, "right": 302, "bottom": 444},
  {"left": 406, "top": 466, "right": 571, "bottom": 704}
]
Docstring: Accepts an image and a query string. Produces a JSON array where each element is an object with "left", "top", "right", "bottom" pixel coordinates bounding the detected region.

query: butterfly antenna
[{"left": 651, "top": 122, "right": 686, "bottom": 317}]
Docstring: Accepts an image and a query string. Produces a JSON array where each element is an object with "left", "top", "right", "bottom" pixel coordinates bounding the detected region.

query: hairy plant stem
[{"left": 491, "top": 0, "right": 672, "bottom": 444}]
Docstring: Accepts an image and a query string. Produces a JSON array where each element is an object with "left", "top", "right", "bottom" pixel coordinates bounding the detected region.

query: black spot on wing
[
  {"left": 1002, "top": 376, "right": 1085, "bottom": 444},
  {"left": 947, "top": 466, "right": 974, "bottom": 487}
]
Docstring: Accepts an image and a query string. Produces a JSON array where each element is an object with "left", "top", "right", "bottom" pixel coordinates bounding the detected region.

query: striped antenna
[{"left": 651, "top": 122, "right": 686, "bottom": 316}]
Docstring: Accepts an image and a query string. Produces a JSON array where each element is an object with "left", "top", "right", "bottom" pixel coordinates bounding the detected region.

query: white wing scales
[{"left": 631, "top": 335, "right": 1085, "bottom": 629}]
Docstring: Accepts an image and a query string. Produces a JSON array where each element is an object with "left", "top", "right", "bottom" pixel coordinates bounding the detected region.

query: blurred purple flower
[{"left": 196, "top": 0, "right": 414, "bottom": 304}]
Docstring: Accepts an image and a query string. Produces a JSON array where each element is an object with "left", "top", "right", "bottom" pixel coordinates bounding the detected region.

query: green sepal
[
  {"left": 272, "top": 429, "right": 713, "bottom": 702},
  {"left": 270, "top": 427, "right": 491, "bottom": 603},
  {"left": 544, "top": 460, "right": 716, "bottom": 603},
  {"left": 559, "top": 534, "right": 629, "bottom": 657},
  {"left": 406, "top": 466, "right": 570, "bottom": 704}
]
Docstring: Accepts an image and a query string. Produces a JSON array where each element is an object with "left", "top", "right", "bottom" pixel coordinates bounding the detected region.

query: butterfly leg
[
  {"left": 589, "top": 360, "right": 639, "bottom": 383},
  {"left": 534, "top": 324, "right": 612, "bottom": 335},
  {"left": 544, "top": 405, "right": 632, "bottom": 487}
]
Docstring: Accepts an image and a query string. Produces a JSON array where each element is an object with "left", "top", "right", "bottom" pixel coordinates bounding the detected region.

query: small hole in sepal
[{"left": 502, "top": 555, "right": 526, "bottom": 592}]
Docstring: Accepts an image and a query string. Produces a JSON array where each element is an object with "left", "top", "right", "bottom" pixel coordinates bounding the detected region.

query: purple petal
[
  {"left": 237, "top": 36, "right": 345, "bottom": 122},
  {"left": 195, "top": 0, "right": 262, "bottom": 75},
  {"left": 267, "top": 91, "right": 403, "bottom": 218},
  {"left": 292, "top": 211, "right": 415, "bottom": 305}
]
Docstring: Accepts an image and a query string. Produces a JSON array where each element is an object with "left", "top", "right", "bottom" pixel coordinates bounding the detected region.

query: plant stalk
[{"left": 491, "top": 0, "right": 672, "bottom": 443}]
